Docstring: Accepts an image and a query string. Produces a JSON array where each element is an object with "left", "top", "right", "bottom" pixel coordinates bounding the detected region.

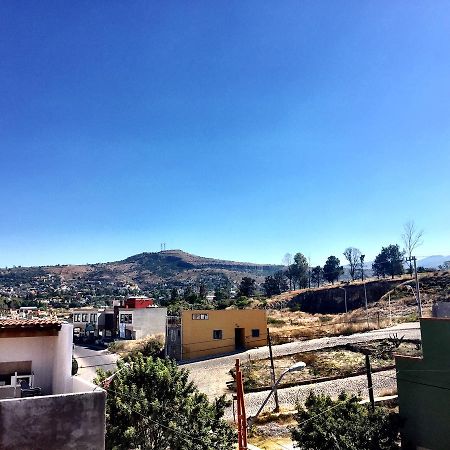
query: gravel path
[
  {"left": 237, "top": 368, "right": 397, "bottom": 420},
  {"left": 184, "top": 322, "right": 420, "bottom": 401}
]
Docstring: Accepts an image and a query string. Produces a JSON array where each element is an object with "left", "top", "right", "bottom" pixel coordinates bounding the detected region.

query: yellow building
[{"left": 166, "top": 309, "right": 267, "bottom": 360}]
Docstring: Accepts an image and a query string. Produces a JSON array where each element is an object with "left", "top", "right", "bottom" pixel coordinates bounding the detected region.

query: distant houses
[{"left": 71, "top": 296, "right": 167, "bottom": 341}]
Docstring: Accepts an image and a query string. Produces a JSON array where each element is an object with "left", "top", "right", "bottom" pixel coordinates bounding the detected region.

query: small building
[
  {"left": 0, "top": 318, "right": 106, "bottom": 449},
  {"left": 166, "top": 309, "right": 267, "bottom": 360},
  {"left": 395, "top": 318, "right": 450, "bottom": 450},
  {"left": 72, "top": 307, "right": 100, "bottom": 338},
  {"left": 123, "top": 296, "right": 154, "bottom": 309},
  {"left": 115, "top": 306, "right": 167, "bottom": 340}
]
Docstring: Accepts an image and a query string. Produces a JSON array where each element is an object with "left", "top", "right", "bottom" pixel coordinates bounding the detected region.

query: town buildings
[
  {"left": 396, "top": 317, "right": 450, "bottom": 450},
  {"left": 71, "top": 297, "right": 166, "bottom": 341},
  {"left": 0, "top": 318, "right": 106, "bottom": 449},
  {"left": 166, "top": 309, "right": 267, "bottom": 360}
]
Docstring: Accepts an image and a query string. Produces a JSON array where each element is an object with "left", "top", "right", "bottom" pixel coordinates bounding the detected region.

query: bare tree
[
  {"left": 402, "top": 220, "right": 424, "bottom": 275},
  {"left": 343, "top": 247, "right": 362, "bottom": 281},
  {"left": 282, "top": 253, "right": 292, "bottom": 267},
  {"left": 282, "top": 253, "right": 293, "bottom": 290}
]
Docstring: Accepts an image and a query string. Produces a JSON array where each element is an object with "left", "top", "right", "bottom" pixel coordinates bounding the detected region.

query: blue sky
[{"left": 1, "top": 1, "right": 449, "bottom": 267}]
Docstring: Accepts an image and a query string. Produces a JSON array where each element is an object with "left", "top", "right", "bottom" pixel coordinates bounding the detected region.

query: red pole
[
  {"left": 235, "top": 358, "right": 248, "bottom": 450},
  {"left": 236, "top": 359, "right": 243, "bottom": 450}
]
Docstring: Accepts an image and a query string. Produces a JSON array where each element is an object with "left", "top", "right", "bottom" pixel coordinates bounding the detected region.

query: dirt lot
[{"left": 233, "top": 338, "right": 421, "bottom": 390}]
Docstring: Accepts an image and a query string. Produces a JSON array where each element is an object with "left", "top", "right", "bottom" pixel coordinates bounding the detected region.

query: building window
[
  {"left": 81, "top": 313, "right": 88, "bottom": 322},
  {"left": 90, "top": 313, "right": 97, "bottom": 323},
  {"left": 213, "top": 330, "right": 223, "bottom": 340},
  {"left": 120, "top": 313, "right": 133, "bottom": 324},
  {"left": 252, "top": 329, "right": 260, "bottom": 338},
  {"left": 73, "top": 313, "right": 80, "bottom": 322},
  {"left": 192, "top": 313, "right": 209, "bottom": 320}
]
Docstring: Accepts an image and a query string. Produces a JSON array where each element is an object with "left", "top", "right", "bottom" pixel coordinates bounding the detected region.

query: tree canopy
[
  {"left": 323, "top": 256, "right": 343, "bottom": 284},
  {"left": 238, "top": 276, "right": 256, "bottom": 297},
  {"left": 96, "top": 355, "right": 235, "bottom": 450},
  {"left": 263, "top": 271, "right": 288, "bottom": 297},
  {"left": 292, "top": 252, "right": 309, "bottom": 289},
  {"left": 292, "top": 392, "right": 400, "bottom": 450},
  {"left": 311, "top": 266, "right": 324, "bottom": 287},
  {"left": 372, "top": 244, "right": 404, "bottom": 279}
]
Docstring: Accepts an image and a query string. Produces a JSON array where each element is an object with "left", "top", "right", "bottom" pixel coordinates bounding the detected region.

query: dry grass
[
  {"left": 108, "top": 333, "right": 164, "bottom": 357},
  {"left": 379, "top": 387, "right": 398, "bottom": 397}
]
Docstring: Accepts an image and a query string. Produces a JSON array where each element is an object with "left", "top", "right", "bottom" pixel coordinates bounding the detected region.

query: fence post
[
  {"left": 365, "top": 354, "right": 375, "bottom": 412},
  {"left": 267, "top": 328, "right": 280, "bottom": 412}
]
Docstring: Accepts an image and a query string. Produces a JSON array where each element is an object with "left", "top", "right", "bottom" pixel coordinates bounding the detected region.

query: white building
[
  {"left": 0, "top": 318, "right": 106, "bottom": 449},
  {"left": 116, "top": 307, "right": 167, "bottom": 340}
]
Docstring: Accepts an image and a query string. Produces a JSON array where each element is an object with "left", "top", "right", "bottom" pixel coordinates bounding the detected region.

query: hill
[
  {"left": 417, "top": 255, "right": 450, "bottom": 268},
  {"left": 0, "top": 250, "right": 283, "bottom": 301}
]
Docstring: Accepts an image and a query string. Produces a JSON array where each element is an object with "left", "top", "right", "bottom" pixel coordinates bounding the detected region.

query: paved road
[
  {"left": 73, "top": 344, "right": 119, "bottom": 382},
  {"left": 183, "top": 322, "right": 420, "bottom": 414}
]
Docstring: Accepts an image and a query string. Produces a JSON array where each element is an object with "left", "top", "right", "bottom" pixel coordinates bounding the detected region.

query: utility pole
[
  {"left": 360, "top": 254, "right": 365, "bottom": 282},
  {"left": 388, "top": 293, "right": 392, "bottom": 325},
  {"left": 405, "top": 256, "right": 422, "bottom": 317},
  {"left": 235, "top": 359, "right": 248, "bottom": 450},
  {"left": 267, "top": 328, "right": 279, "bottom": 412},
  {"left": 365, "top": 354, "right": 375, "bottom": 412},
  {"left": 364, "top": 282, "right": 369, "bottom": 328}
]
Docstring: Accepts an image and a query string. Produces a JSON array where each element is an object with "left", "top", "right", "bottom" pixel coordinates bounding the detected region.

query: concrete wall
[
  {"left": 0, "top": 390, "right": 106, "bottom": 450},
  {"left": 122, "top": 307, "right": 167, "bottom": 340},
  {"left": 180, "top": 309, "right": 267, "bottom": 360},
  {"left": 396, "top": 318, "right": 450, "bottom": 450}
]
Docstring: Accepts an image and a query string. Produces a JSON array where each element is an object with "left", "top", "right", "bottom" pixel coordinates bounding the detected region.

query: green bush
[{"left": 292, "top": 392, "right": 401, "bottom": 450}]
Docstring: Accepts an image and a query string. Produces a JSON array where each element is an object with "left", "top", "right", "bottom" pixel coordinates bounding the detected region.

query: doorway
[{"left": 235, "top": 328, "right": 245, "bottom": 351}]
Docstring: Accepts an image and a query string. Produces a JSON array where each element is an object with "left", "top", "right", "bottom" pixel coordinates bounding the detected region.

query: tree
[
  {"left": 198, "top": 282, "right": 207, "bottom": 300},
  {"left": 402, "top": 221, "right": 424, "bottom": 275},
  {"left": 286, "top": 265, "right": 297, "bottom": 290},
  {"left": 170, "top": 288, "right": 179, "bottom": 302},
  {"left": 372, "top": 245, "right": 404, "bottom": 279},
  {"left": 213, "top": 288, "right": 227, "bottom": 303},
  {"left": 323, "top": 256, "right": 343, "bottom": 285},
  {"left": 282, "top": 253, "right": 293, "bottom": 290},
  {"left": 292, "top": 253, "right": 309, "bottom": 289},
  {"left": 311, "top": 266, "right": 324, "bottom": 288},
  {"left": 291, "top": 391, "right": 400, "bottom": 450},
  {"left": 343, "top": 247, "right": 362, "bottom": 281},
  {"left": 96, "top": 355, "right": 235, "bottom": 450},
  {"left": 263, "top": 271, "right": 288, "bottom": 297},
  {"left": 263, "top": 276, "right": 279, "bottom": 297},
  {"left": 238, "top": 277, "right": 256, "bottom": 297}
]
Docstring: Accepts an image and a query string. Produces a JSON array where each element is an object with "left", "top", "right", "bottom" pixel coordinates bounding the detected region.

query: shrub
[{"left": 292, "top": 392, "right": 401, "bottom": 450}]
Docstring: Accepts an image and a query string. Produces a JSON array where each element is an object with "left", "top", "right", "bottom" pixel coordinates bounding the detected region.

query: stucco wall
[
  {"left": 52, "top": 323, "right": 73, "bottom": 394},
  {"left": 0, "top": 334, "right": 57, "bottom": 394},
  {"left": 181, "top": 309, "right": 267, "bottom": 360},
  {"left": 123, "top": 307, "right": 167, "bottom": 340},
  {"left": 0, "top": 390, "right": 106, "bottom": 450},
  {"left": 0, "top": 323, "right": 73, "bottom": 395}
]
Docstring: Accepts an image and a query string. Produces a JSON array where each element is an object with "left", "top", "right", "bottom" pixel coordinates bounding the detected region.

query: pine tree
[{"left": 96, "top": 355, "right": 235, "bottom": 450}]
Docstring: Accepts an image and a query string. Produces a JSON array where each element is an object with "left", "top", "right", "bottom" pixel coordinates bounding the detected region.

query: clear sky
[{"left": 1, "top": 1, "right": 449, "bottom": 268}]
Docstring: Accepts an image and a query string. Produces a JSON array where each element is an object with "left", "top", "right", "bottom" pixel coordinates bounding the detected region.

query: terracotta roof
[{"left": 0, "top": 318, "right": 62, "bottom": 330}]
